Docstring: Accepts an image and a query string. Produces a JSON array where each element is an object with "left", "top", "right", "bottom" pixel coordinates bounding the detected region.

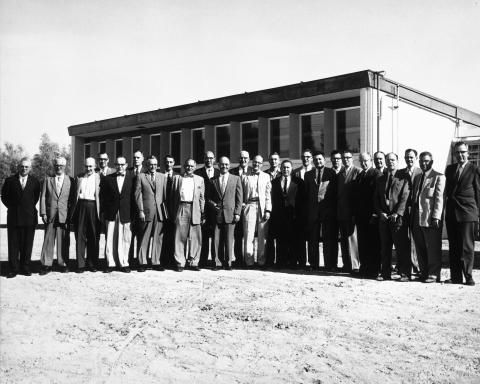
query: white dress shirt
[
  {"left": 116, "top": 174, "right": 125, "bottom": 192},
  {"left": 79, "top": 173, "right": 97, "bottom": 200},
  {"left": 180, "top": 176, "right": 195, "bottom": 202},
  {"left": 55, "top": 174, "right": 65, "bottom": 194},
  {"left": 220, "top": 173, "right": 229, "bottom": 194}
]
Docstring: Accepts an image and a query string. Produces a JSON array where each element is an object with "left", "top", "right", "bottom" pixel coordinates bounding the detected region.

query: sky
[{"left": 1, "top": 0, "right": 479, "bottom": 156}]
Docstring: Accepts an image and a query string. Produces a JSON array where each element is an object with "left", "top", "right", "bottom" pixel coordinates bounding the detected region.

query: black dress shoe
[
  {"left": 6, "top": 271, "right": 17, "bottom": 278},
  {"left": 444, "top": 279, "right": 461, "bottom": 284},
  {"left": 103, "top": 267, "right": 113, "bottom": 273},
  {"left": 76, "top": 268, "right": 85, "bottom": 274},
  {"left": 153, "top": 265, "right": 165, "bottom": 271},
  {"left": 224, "top": 265, "right": 232, "bottom": 271},
  {"left": 39, "top": 267, "right": 50, "bottom": 276},
  {"left": 20, "top": 269, "right": 32, "bottom": 276},
  {"left": 137, "top": 266, "right": 146, "bottom": 272},
  {"left": 89, "top": 268, "right": 97, "bottom": 273},
  {"left": 59, "top": 266, "right": 69, "bottom": 273},
  {"left": 189, "top": 266, "right": 200, "bottom": 271},
  {"left": 173, "top": 266, "right": 184, "bottom": 272},
  {"left": 211, "top": 266, "right": 220, "bottom": 271},
  {"left": 465, "top": 279, "right": 476, "bottom": 286},
  {"left": 122, "top": 267, "right": 131, "bottom": 273}
]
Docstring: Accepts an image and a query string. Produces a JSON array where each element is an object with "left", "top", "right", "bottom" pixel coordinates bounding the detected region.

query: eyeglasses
[
  {"left": 342, "top": 156, "right": 353, "bottom": 159},
  {"left": 99, "top": 158, "right": 108, "bottom": 161}
]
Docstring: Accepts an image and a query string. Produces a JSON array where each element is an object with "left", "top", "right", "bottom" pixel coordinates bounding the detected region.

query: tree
[
  {"left": 31, "top": 133, "right": 71, "bottom": 183},
  {"left": 0, "top": 142, "right": 27, "bottom": 190}
]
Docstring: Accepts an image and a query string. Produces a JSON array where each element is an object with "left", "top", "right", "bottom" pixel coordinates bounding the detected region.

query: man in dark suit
[
  {"left": 101, "top": 156, "right": 134, "bottom": 273},
  {"left": 134, "top": 155, "right": 168, "bottom": 272},
  {"left": 444, "top": 141, "right": 480, "bottom": 286},
  {"left": 194, "top": 151, "right": 220, "bottom": 268},
  {"left": 230, "top": 150, "right": 251, "bottom": 267},
  {"left": 354, "top": 152, "right": 382, "bottom": 278},
  {"left": 1, "top": 157, "right": 41, "bottom": 278},
  {"left": 96, "top": 151, "right": 115, "bottom": 177},
  {"left": 374, "top": 152, "right": 410, "bottom": 281},
  {"left": 264, "top": 152, "right": 281, "bottom": 267},
  {"left": 207, "top": 156, "right": 243, "bottom": 270},
  {"left": 39, "top": 156, "right": 75, "bottom": 275},
  {"left": 293, "top": 149, "right": 313, "bottom": 180},
  {"left": 304, "top": 151, "right": 337, "bottom": 270},
  {"left": 270, "top": 160, "right": 305, "bottom": 268},
  {"left": 72, "top": 157, "right": 101, "bottom": 272},
  {"left": 373, "top": 151, "right": 387, "bottom": 175}
]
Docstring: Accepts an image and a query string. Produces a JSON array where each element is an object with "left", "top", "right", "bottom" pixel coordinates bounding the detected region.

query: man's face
[
  {"left": 218, "top": 158, "right": 230, "bottom": 175},
  {"left": 313, "top": 154, "right": 325, "bottom": 168},
  {"left": 147, "top": 160, "right": 158, "bottom": 173},
  {"left": 133, "top": 152, "right": 144, "bottom": 167},
  {"left": 252, "top": 156, "right": 262, "bottom": 171},
  {"left": 269, "top": 155, "right": 280, "bottom": 168},
  {"left": 54, "top": 161, "right": 66, "bottom": 176},
  {"left": 359, "top": 155, "right": 371, "bottom": 171},
  {"left": 331, "top": 153, "right": 342, "bottom": 169},
  {"left": 184, "top": 160, "right": 196, "bottom": 175},
  {"left": 97, "top": 154, "right": 109, "bottom": 169},
  {"left": 455, "top": 144, "right": 469, "bottom": 164},
  {"left": 374, "top": 153, "right": 385, "bottom": 170},
  {"left": 116, "top": 158, "right": 127, "bottom": 175},
  {"left": 386, "top": 154, "right": 398, "bottom": 171},
  {"left": 404, "top": 151, "right": 417, "bottom": 169},
  {"left": 85, "top": 159, "right": 95, "bottom": 176},
  {"left": 342, "top": 152, "right": 353, "bottom": 168},
  {"left": 164, "top": 157, "right": 174, "bottom": 171},
  {"left": 239, "top": 152, "right": 249, "bottom": 168},
  {"left": 281, "top": 162, "right": 292, "bottom": 177},
  {"left": 204, "top": 152, "right": 215, "bottom": 168},
  {"left": 419, "top": 155, "right": 433, "bottom": 172},
  {"left": 301, "top": 152, "right": 312, "bottom": 167},
  {"left": 18, "top": 161, "right": 31, "bottom": 177}
]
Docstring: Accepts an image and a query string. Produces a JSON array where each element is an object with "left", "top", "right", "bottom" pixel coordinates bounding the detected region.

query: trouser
[
  {"left": 199, "top": 222, "right": 215, "bottom": 267},
  {"left": 7, "top": 225, "right": 35, "bottom": 273},
  {"left": 40, "top": 219, "right": 69, "bottom": 267},
  {"left": 105, "top": 214, "right": 131, "bottom": 268},
  {"left": 161, "top": 220, "right": 176, "bottom": 267},
  {"left": 233, "top": 212, "right": 244, "bottom": 265},
  {"left": 138, "top": 216, "right": 164, "bottom": 266},
  {"left": 75, "top": 200, "right": 100, "bottom": 269},
  {"left": 339, "top": 219, "right": 360, "bottom": 271},
  {"left": 213, "top": 221, "right": 235, "bottom": 267},
  {"left": 128, "top": 219, "right": 141, "bottom": 267},
  {"left": 243, "top": 202, "right": 268, "bottom": 266},
  {"left": 412, "top": 219, "right": 442, "bottom": 279},
  {"left": 356, "top": 216, "right": 381, "bottom": 277},
  {"left": 446, "top": 219, "right": 475, "bottom": 283},
  {"left": 308, "top": 218, "right": 337, "bottom": 268},
  {"left": 174, "top": 203, "right": 202, "bottom": 267},
  {"left": 379, "top": 218, "right": 411, "bottom": 278},
  {"left": 265, "top": 235, "right": 276, "bottom": 267}
]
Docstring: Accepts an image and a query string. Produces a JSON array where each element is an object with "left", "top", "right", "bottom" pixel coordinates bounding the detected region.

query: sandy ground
[{"left": 1, "top": 229, "right": 479, "bottom": 384}]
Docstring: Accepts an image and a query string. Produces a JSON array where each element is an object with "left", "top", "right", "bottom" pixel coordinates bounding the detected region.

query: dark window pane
[
  {"left": 99, "top": 142, "right": 106, "bottom": 154},
  {"left": 192, "top": 129, "right": 205, "bottom": 164},
  {"left": 150, "top": 134, "right": 161, "bottom": 159},
  {"left": 216, "top": 125, "right": 230, "bottom": 159},
  {"left": 241, "top": 121, "right": 258, "bottom": 158},
  {"left": 301, "top": 113, "right": 324, "bottom": 153},
  {"left": 84, "top": 144, "right": 91, "bottom": 159},
  {"left": 336, "top": 108, "right": 360, "bottom": 153},
  {"left": 171, "top": 132, "right": 181, "bottom": 166},
  {"left": 132, "top": 137, "right": 141, "bottom": 155},
  {"left": 270, "top": 118, "right": 289, "bottom": 157},
  {"left": 115, "top": 140, "right": 123, "bottom": 158}
]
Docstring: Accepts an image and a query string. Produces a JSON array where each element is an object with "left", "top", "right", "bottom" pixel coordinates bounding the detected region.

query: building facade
[{"left": 69, "top": 70, "right": 480, "bottom": 174}]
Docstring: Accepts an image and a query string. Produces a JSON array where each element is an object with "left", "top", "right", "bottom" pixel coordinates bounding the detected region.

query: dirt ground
[{"left": 1, "top": 229, "right": 479, "bottom": 384}]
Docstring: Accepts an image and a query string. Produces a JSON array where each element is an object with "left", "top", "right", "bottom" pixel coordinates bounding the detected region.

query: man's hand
[
  {"left": 388, "top": 213, "right": 398, "bottom": 223},
  {"left": 263, "top": 211, "right": 270, "bottom": 222},
  {"left": 233, "top": 214, "right": 240, "bottom": 224},
  {"left": 139, "top": 211, "right": 146, "bottom": 222},
  {"left": 379, "top": 213, "right": 388, "bottom": 222},
  {"left": 41, "top": 214, "right": 48, "bottom": 224},
  {"left": 431, "top": 218, "right": 441, "bottom": 229}
]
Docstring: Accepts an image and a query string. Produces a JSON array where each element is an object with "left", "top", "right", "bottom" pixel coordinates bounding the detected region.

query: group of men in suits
[{"left": 1, "top": 142, "right": 478, "bottom": 286}]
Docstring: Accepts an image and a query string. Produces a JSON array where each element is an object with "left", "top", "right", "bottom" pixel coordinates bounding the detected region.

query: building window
[
  {"left": 150, "top": 134, "right": 161, "bottom": 160},
  {"left": 241, "top": 121, "right": 259, "bottom": 158},
  {"left": 115, "top": 139, "right": 123, "bottom": 158},
  {"left": 170, "top": 131, "right": 181, "bottom": 166},
  {"left": 84, "top": 143, "right": 91, "bottom": 159},
  {"left": 99, "top": 141, "right": 106, "bottom": 154},
  {"left": 301, "top": 112, "right": 324, "bottom": 153},
  {"left": 336, "top": 107, "right": 360, "bottom": 153},
  {"left": 216, "top": 125, "right": 230, "bottom": 159},
  {"left": 192, "top": 128, "right": 205, "bottom": 164},
  {"left": 467, "top": 143, "right": 480, "bottom": 166},
  {"left": 269, "top": 117, "right": 289, "bottom": 157},
  {"left": 132, "top": 136, "right": 141, "bottom": 156}
]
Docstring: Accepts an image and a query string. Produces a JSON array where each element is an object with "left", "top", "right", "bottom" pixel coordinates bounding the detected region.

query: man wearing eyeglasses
[
  {"left": 39, "top": 157, "right": 75, "bottom": 275},
  {"left": 100, "top": 156, "right": 134, "bottom": 273},
  {"left": 293, "top": 149, "right": 313, "bottom": 180},
  {"left": 444, "top": 141, "right": 480, "bottom": 286},
  {"left": 96, "top": 152, "right": 115, "bottom": 177}
]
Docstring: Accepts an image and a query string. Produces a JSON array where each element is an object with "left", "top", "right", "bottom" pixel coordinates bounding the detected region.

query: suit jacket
[
  {"left": 194, "top": 166, "right": 220, "bottom": 181},
  {"left": 304, "top": 167, "right": 337, "bottom": 224},
  {"left": 337, "top": 165, "right": 361, "bottom": 221},
  {"left": 265, "top": 167, "right": 281, "bottom": 181},
  {"left": 195, "top": 167, "right": 220, "bottom": 224},
  {"left": 73, "top": 172, "right": 101, "bottom": 219},
  {"left": 171, "top": 174, "right": 205, "bottom": 225},
  {"left": 293, "top": 165, "right": 313, "bottom": 180},
  {"left": 374, "top": 170, "right": 410, "bottom": 217},
  {"left": 96, "top": 167, "right": 115, "bottom": 177},
  {"left": 445, "top": 162, "right": 480, "bottom": 222},
  {"left": 100, "top": 172, "right": 134, "bottom": 223},
  {"left": 270, "top": 176, "right": 304, "bottom": 237},
  {"left": 134, "top": 172, "right": 168, "bottom": 222},
  {"left": 40, "top": 175, "right": 75, "bottom": 223},
  {"left": 1, "top": 174, "right": 41, "bottom": 227},
  {"left": 242, "top": 171, "right": 272, "bottom": 217},
  {"left": 230, "top": 166, "right": 252, "bottom": 177},
  {"left": 207, "top": 174, "right": 243, "bottom": 224},
  {"left": 397, "top": 166, "right": 422, "bottom": 217},
  {"left": 411, "top": 169, "right": 445, "bottom": 227},
  {"left": 354, "top": 167, "right": 381, "bottom": 219}
]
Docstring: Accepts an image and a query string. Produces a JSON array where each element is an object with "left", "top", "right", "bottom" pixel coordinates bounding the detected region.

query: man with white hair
[
  {"left": 72, "top": 157, "right": 101, "bottom": 273},
  {"left": 39, "top": 157, "right": 75, "bottom": 275},
  {"left": 2, "top": 157, "right": 41, "bottom": 278}
]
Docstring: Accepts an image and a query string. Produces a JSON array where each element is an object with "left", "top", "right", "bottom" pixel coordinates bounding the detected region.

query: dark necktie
[
  {"left": 385, "top": 173, "right": 393, "bottom": 199},
  {"left": 417, "top": 172, "right": 426, "bottom": 203},
  {"left": 283, "top": 177, "right": 288, "bottom": 195},
  {"left": 167, "top": 173, "right": 173, "bottom": 198}
]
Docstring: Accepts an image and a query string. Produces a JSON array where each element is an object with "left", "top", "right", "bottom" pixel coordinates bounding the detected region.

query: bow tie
[
  {"left": 117, "top": 174, "right": 125, "bottom": 177},
  {"left": 184, "top": 174, "right": 194, "bottom": 178},
  {"left": 252, "top": 171, "right": 260, "bottom": 175}
]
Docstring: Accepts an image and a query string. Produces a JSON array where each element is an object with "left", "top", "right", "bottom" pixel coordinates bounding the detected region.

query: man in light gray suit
[
  {"left": 411, "top": 151, "right": 445, "bottom": 283},
  {"left": 39, "top": 157, "right": 75, "bottom": 274},
  {"left": 134, "top": 155, "right": 168, "bottom": 272}
]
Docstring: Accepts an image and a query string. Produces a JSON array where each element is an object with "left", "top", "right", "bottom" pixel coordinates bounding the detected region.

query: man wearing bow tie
[
  {"left": 410, "top": 152, "right": 445, "bottom": 283},
  {"left": 39, "top": 157, "right": 75, "bottom": 275},
  {"left": 101, "top": 156, "right": 134, "bottom": 273},
  {"left": 2, "top": 157, "right": 41, "bottom": 278},
  {"left": 134, "top": 155, "right": 168, "bottom": 272}
]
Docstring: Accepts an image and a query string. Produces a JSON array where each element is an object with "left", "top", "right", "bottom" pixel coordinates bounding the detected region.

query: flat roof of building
[{"left": 69, "top": 69, "right": 480, "bottom": 137}]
